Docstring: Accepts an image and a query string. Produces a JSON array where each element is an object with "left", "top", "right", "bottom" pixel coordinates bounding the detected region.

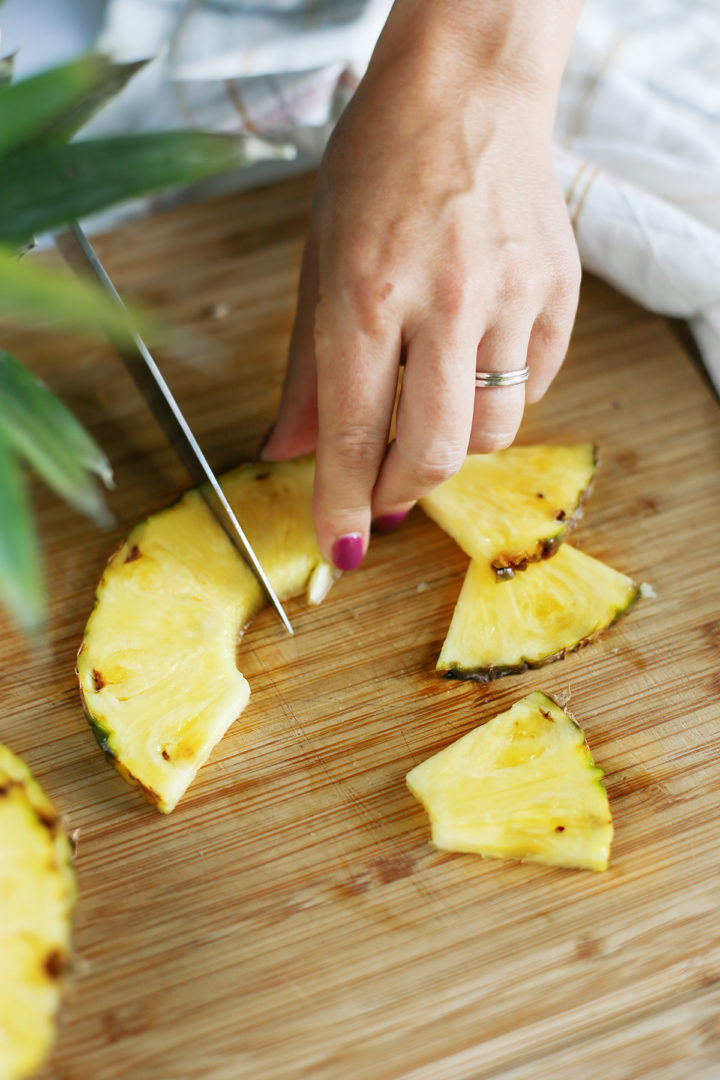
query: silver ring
[{"left": 475, "top": 365, "right": 530, "bottom": 389}]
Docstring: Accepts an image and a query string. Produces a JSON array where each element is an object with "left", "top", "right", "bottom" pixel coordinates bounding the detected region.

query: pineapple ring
[
  {"left": 78, "top": 447, "right": 636, "bottom": 812},
  {"left": 0, "top": 745, "right": 76, "bottom": 1080},
  {"left": 78, "top": 458, "right": 336, "bottom": 814}
]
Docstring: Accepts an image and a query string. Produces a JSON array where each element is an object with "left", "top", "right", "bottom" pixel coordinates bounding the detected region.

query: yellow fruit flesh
[
  {"left": 78, "top": 459, "right": 334, "bottom": 813},
  {"left": 0, "top": 746, "right": 76, "bottom": 1080},
  {"left": 406, "top": 691, "right": 613, "bottom": 871},
  {"left": 419, "top": 444, "right": 596, "bottom": 571},
  {"left": 438, "top": 543, "right": 638, "bottom": 679}
]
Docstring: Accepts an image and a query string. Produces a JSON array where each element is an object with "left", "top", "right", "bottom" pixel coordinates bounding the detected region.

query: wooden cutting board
[{"left": 2, "top": 173, "right": 719, "bottom": 1080}]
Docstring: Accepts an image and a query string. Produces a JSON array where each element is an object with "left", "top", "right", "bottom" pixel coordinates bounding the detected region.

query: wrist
[{"left": 374, "top": 0, "right": 583, "bottom": 119}]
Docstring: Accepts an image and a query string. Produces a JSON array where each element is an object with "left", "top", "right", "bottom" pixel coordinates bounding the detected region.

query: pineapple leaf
[
  {"left": 0, "top": 131, "right": 294, "bottom": 246},
  {"left": 0, "top": 350, "right": 113, "bottom": 526},
  {"left": 33, "top": 57, "right": 147, "bottom": 147},
  {"left": 0, "top": 426, "right": 45, "bottom": 633},
  {"left": 0, "top": 245, "right": 153, "bottom": 342},
  {"left": 0, "top": 53, "right": 15, "bottom": 86},
  {"left": 0, "top": 55, "right": 145, "bottom": 157}
]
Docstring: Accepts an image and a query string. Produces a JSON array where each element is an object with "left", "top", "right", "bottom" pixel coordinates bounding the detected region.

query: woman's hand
[{"left": 260, "top": 0, "right": 584, "bottom": 570}]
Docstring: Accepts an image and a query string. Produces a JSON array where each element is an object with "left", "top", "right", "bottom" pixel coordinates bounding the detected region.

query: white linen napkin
[{"left": 85, "top": 0, "right": 720, "bottom": 393}]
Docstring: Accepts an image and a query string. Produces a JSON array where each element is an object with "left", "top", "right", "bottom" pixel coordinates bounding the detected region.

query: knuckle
[
  {"left": 330, "top": 250, "right": 401, "bottom": 334},
  {"left": 433, "top": 272, "right": 472, "bottom": 321},
  {"left": 498, "top": 265, "right": 541, "bottom": 307},
  {"left": 550, "top": 249, "right": 582, "bottom": 302},
  {"left": 329, "top": 424, "right": 383, "bottom": 473},
  {"left": 399, "top": 443, "right": 466, "bottom": 488},
  {"left": 469, "top": 429, "right": 516, "bottom": 454}
]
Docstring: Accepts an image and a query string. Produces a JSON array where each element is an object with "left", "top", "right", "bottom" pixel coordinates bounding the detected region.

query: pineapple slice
[
  {"left": 78, "top": 458, "right": 336, "bottom": 813},
  {"left": 0, "top": 745, "right": 76, "bottom": 1080},
  {"left": 406, "top": 691, "right": 613, "bottom": 871},
  {"left": 439, "top": 543, "right": 638, "bottom": 680},
  {"left": 419, "top": 444, "right": 596, "bottom": 575}
]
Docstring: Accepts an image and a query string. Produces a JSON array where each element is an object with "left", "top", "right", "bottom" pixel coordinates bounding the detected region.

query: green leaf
[
  {"left": 33, "top": 58, "right": 147, "bottom": 147},
  {"left": 0, "top": 53, "right": 15, "bottom": 86},
  {"left": 0, "top": 426, "right": 45, "bottom": 633},
  {"left": 0, "top": 131, "right": 294, "bottom": 246},
  {"left": 0, "top": 54, "right": 145, "bottom": 157},
  {"left": 0, "top": 350, "right": 113, "bottom": 526},
  {"left": 0, "top": 245, "right": 153, "bottom": 343}
]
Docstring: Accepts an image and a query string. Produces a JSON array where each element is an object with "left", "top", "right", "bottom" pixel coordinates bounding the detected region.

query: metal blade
[{"left": 57, "top": 222, "right": 293, "bottom": 635}]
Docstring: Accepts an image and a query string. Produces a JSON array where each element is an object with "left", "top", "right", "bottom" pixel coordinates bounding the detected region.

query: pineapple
[
  {"left": 406, "top": 691, "right": 613, "bottom": 871},
  {"left": 419, "top": 444, "right": 596, "bottom": 576},
  {"left": 0, "top": 745, "right": 76, "bottom": 1080},
  {"left": 438, "top": 543, "right": 639, "bottom": 680},
  {"left": 78, "top": 458, "right": 336, "bottom": 813}
]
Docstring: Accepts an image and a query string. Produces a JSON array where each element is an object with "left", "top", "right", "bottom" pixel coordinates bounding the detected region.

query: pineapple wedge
[
  {"left": 0, "top": 745, "right": 76, "bottom": 1080},
  {"left": 439, "top": 543, "right": 638, "bottom": 680},
  {"left": 406, "top": 691, "right": 613, "bottom": 871},
  {"left": 78, "top": 458, "right": 336, "bottom": 813},
  {"left": 419, "top": 444, "right": 596, "bottom": 575}
]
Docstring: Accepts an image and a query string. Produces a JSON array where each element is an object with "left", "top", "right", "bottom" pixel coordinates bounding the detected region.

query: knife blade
[{"left": 57, "top": 221, "right": 293, "bottom": 636}]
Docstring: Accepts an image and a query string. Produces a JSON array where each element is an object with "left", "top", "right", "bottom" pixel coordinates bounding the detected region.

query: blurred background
[{"left": 1, "top": 0, "right": 105, "bottom": 76}]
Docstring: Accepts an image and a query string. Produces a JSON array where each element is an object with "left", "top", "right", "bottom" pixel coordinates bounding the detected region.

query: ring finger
[{"left": 469, "top": 320, "right": 534, "bottom": 453}]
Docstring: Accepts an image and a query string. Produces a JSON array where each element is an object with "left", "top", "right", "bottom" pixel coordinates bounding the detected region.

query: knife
[{"left": 57, "top": 221, "right": 293, "bottom": 636}]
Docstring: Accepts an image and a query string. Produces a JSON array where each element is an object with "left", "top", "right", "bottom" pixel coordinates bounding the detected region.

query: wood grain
[{"left": 0, "top": 172, "right": 718, "bottom": 1080}]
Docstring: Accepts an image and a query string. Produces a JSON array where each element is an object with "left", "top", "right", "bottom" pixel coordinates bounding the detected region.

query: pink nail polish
[
  {"left": 373, "top": 511, "right": 409, "bottom": 534},
  {"left": 331, "top": 533, "right": 364, "bottom": 571}
]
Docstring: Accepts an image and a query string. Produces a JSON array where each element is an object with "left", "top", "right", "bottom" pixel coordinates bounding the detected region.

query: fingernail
[
  {"left": 373, "top": 510, "right": 409, "bottom": 534},
  {"left": 258, "top": 425, "right": 275, "bottom": 460},
  {"left": 331, "top": 533, "right": 364, "bottom": 571}
]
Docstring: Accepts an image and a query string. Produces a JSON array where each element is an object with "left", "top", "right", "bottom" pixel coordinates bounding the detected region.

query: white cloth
[
  {"left": 84, "top": 0, "right": 720, "bottom": 393},
  {"left": 555, "top": 0, "right": 720, "bottom": 392}
]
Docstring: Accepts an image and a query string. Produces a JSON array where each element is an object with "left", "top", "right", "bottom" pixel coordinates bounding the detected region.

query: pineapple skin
[
  {"left": 406, "top": 691, "right": 613, "bottom": 872},
  {"left": 0, "top": 745, "right": 76, "bottom": 1080},
  {"left": 439, "top": 545, "right": 640, "bottom": 682}
]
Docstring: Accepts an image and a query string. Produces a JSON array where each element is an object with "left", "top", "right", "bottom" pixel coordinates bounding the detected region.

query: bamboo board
[{"left": 1, "top": 172, "right": 719, "bottom": 1080}]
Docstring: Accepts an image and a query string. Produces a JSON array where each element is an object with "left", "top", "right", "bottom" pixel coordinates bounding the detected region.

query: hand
[{"left": 261, "top": 0, "right": 584, "bottom": 570}]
